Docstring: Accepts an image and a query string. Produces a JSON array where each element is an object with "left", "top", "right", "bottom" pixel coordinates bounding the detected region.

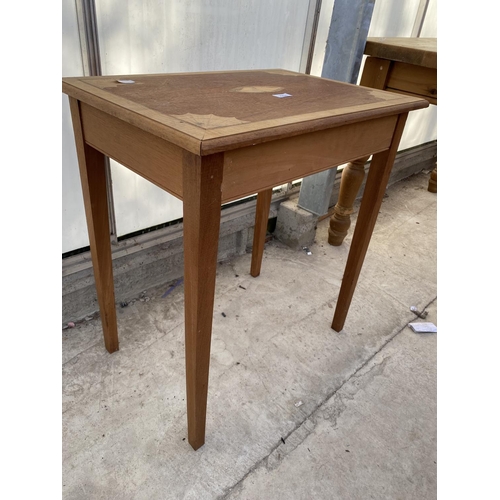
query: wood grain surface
[
  {"left": 364, "top": 37, "right": 437, "bottom": 69},
  {"left": 63, "top": 69, "right": 428, "bottom": 155}
]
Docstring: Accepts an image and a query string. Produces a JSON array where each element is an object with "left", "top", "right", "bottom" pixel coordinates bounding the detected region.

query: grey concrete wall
[{"left": 63, "top": 198, "right": 281, "bottom": 324}]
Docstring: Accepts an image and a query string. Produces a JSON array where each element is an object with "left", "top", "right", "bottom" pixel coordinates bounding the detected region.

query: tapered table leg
[
  {"left": 69, "top": 98, "right": 119, "bottom": 353},
  {"left": 182, "top": 151, "right": 224, "bottom": 450},
  {"left": 250, "top": 189, "right": 273, "bottom": 277},
  {"left": 332, "top": 113, "right": 409, "bottom": 332}
]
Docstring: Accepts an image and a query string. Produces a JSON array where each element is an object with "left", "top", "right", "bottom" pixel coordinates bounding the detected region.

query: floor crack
[{"left": 218, "top": 296, "right": 437, "bottom": 499}]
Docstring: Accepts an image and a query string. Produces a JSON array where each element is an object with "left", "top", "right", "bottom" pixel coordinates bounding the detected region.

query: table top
[
  {"left": 62, "top": 69, "right": 427, "bottom": 155},
  {"left": 364, "top": 37, "right": 437, "bottom": 69}
]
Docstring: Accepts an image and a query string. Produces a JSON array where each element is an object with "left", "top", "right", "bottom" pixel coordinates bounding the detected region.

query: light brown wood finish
[
  {"left": 182, "top": 152, "right": 224, "bottom": 450},
  {"left": 69, "top": 98, "right": 119, "bottom": 353},
  {"left": 63, "top": 70, "right": 428, "bottom": 449},
  {"left": 80, "top": 103, "right": 184, "bottom": 199},
  {"left": 428, "top": 167, "right": 437, "bottom": 193},
  {"left": 332, "top": 113, "right": 409, "bottom": 331},
  {"left": 360, "top": 57, "right": 392, "bottom": 89},
  {"left": 329, "top": 37, "right": 437, "bottom": 246},
  {"left": 328, "top": 156, "right": 370, "bottom": 245},
  {"left": 251, "top": 189, "right": 273, "bottom": 277},
  {"left": 328, "top": 57, "right": 391, "bottom": 246},
  {"left": 63, "top": 70, "right": 426, "bottom": 155},
  {"left": 386, "top": 61, "right": 437, "bottom": 105},
  {"left": 364, "top": 37, "right": 437, "bottom": 69},
  {"left": 222, "top": 115, "right": 397, "bottom": 203}
]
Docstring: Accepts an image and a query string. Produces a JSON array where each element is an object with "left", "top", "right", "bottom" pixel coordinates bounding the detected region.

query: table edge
[
  {"left": 364, "top": 37, "right": 437, "bottom": 69},
  {"left": 63, "top": 71, "right": 429, "bottom": 156},
  {"left": 63, "top": 78, "right": 204, "bottom": 155}
]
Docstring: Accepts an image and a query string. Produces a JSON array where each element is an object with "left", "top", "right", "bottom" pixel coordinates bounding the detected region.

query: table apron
[
  {"left": 79, "top": 102, "right": 184, "bottom": 199},
  {"left": 386, "top": 61, "right": 437, "bottom": 105},
  {"left": 78, "top": 101, "right": 401, "bottom": 206},
  {"left": 221, "top": 114, "right": 398, "bottom": 203}
]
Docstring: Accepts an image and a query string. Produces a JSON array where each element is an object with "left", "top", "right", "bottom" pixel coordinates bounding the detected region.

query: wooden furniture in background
[
  {"left": 63, "top": 70, "right": 427, "bottom": 450},
  {"left": 328, "top": 37, "right": 437, "bottom": 246}
]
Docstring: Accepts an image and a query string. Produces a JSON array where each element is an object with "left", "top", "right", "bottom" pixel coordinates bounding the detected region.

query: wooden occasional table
[
  {"left": 329, "top": 37, "right": 437, "bottom": 246},
  {"left": 62, "top": 69, "right": 427, "bottom": 450}
]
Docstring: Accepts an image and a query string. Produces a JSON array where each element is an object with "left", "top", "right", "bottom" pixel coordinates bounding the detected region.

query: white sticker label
[
  {"left": 409, "top": 322, "right": 437, "bottom": 333},
  {"left": 117, "top": 79, "right": 135, "bottom": 84},
  {"left": 272, "top": 93, "right": 292, "bottom": 98}
]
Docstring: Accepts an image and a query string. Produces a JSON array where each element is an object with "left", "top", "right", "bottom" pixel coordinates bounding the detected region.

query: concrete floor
[{"left": 62, "top": 171, "right": 437, "bottom": 500}]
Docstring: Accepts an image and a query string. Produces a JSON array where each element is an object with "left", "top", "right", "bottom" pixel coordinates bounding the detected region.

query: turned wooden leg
[
  {"left": 327, "top": 57, "right": 393, "bottom": 248},
  {"left": 182, "top": 151, "right": 224, "bottom": 450},
  {"left": 69, "top": 98, "right": 119, "bottom": 353},
  {"left": 332, "top": 113, "right": 409, "bottom": 332},
  {"left": 427, "top": 165, "right": 437, "bottom": 193},
  {"left": 250, "top": 189, "right": 273, "bottom": 277},
  {"left": 328, "top": 156, "right": 370, "bottom": 246}
]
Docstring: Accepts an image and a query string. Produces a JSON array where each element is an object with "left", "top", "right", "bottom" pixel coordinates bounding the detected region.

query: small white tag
[
  {"left": 409, "top": 322, "right": 437, "bottom": 333},
  {"left": 272, "top": 93, "right": 292, "bottom": 98},
  {"left": 117, "top": 79, "right": 135, "bottom": 84}
]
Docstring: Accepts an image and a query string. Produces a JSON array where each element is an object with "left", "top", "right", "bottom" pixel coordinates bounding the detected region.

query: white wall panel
[
  {"left": 62, "top": 0, "right": 89, "bottom": 253},
  {"left": 109, "top": 163, "right": 184, "bottom": 237},
  {"left": 309, "top": 0, "right": 335, "bottom": 77},
  {"left": 399, "top": 103, "right": 437, "bottom": 150},
  {"left": 94, "top": 0, "right": 311, "bottom": 238},
  {"left": 369, "top": 0, "right": 421, "bottom": 37},
  {"left": 96, "top": 0, "right": 310, "bottom": 74},
  {"left": 420, "top": 0, "right": 437, "bottom": 37}
]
